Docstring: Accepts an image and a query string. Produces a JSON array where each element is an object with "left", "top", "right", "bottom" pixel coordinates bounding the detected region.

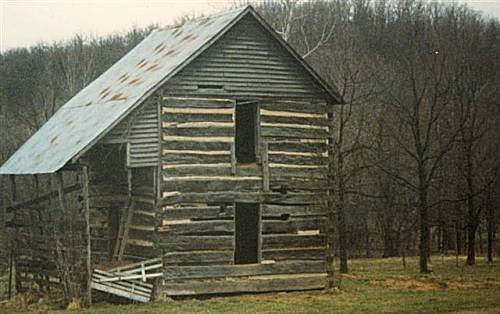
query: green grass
[{"left": 2, "top": 256, "right": 499, "bottom": 313}]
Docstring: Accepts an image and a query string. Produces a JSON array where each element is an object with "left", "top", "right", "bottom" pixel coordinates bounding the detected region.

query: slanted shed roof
[{"left": 0, "top": 5, "right": 340, "bottom": 175}]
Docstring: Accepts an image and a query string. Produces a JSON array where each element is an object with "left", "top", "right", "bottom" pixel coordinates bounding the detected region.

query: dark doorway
[
  {"left": 235, "top": 101, "right": 258, "bottom": 163},
  {"left": 234, "top": 202, "right": 260, "bottom": 264}
]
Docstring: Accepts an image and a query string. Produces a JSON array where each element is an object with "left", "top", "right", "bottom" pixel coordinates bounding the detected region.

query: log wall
[{"left": 158, "top": 96, "right": 330, "bottom": 295}]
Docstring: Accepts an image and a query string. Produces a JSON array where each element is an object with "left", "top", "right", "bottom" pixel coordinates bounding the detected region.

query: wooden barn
[{"left": 0, "top": 6, "right": 340, "bottom": 302}]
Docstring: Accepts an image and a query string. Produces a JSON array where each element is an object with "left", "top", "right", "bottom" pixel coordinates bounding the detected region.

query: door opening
[{"left": 234, "top": 202, "right": 260, "bottom": 264}]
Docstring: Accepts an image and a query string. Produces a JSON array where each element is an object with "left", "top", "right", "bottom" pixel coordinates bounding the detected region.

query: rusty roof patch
[
  {"left": 109, "top": 93, "right": 127, "bottom": 101},
  {"left": 100, "top": 89, "right": 111, "bottom": 100},
  {"left": 99, "top": 86, "right": 111, "bottom": 96},
  {"left": 146, "top": 63, "right": 161, "bottom": 72}
]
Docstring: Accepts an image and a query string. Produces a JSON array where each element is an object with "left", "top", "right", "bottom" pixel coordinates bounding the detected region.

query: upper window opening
[{"left": 235, "top": 101, "right": 258, "bottom": 164}]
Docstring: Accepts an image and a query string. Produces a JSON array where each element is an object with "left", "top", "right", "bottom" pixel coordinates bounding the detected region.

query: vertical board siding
[
  {"left": 102, "top": 97, "right": 160, "bottom": 168},
  {"left": 163, "top": 15, "right": 327, "bottom": 100}
]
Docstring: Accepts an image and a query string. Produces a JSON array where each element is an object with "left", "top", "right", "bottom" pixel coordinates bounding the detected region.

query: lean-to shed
[{"left": 0, "top": 6, "right": 340, "bottom": 300}]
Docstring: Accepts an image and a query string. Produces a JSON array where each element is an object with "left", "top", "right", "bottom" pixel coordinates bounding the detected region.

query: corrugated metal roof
[{"left": 0, "top": 6, "right": 249, "bottom": 174}]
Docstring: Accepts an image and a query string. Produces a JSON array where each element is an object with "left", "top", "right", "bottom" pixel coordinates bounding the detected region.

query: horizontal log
[
  {"left": 160, "top": 206, "right": 234, "bottom": 220},
  {"left": 269, "top": 166, "right": 328, "bottom": 179},
  {"left": 262, "top": 234, "right": 326, "bottom": 249},
  {"left": 163, "top": 127, "right": 233, "bottom": 137},
  {"left": 261, "top": 102, "right": 327, "bottom": 114},
  {"left": 261, "top": 127, "right": 328, "bottom": 139},
  {"left": 158, "top": 235, "right": 233, "bottom": 251},
  {"left": 262, "top": 218, "right": 327, "bottom": 234},
  {"left": 261, "top": 204, "right": 329, "bottom": 217},
  {"left": 163, "top": 165, "right": 232, "bottom": 177},
  {"left": 163, "top": 112, "right": 232, "bottom": 123},
  {"left": 268, "top": 154, "right": 328, "bottom": 166},
  {"left": 270, "top": 178, "right": 329, "bottom": 191},
  {"left": 260, "top": 114, "right": 331, "bottom": 127},
  {"left": 162, "top": 177, "right": 261, "bottom": 193},
  {"left": 164, "top": 261, "right": 325, "bottom": 279},
  {"left": 164, "top": 250, "right": 234, "bottom": 265},
  {"left": 163, "top": 274, "right": 326, "bottom": 296},
  {"left": 268, "top": 141, "right": 328, "bottom": 154},
  {"left": 163, "top": 140, "right": 231, "bottom": 151},
  {"left": 158, "top": 220, "right": 234, "bottom": 236},
  {"left": 164, "top": 97, "right": 234, "bottom": 108},
  {"left": 262, "top": 248, "right": 326, "bottom": 261},
  {"left": 162, "top": 153, "right": 231, "bottom": 164},
  {"left": 162, "top": 192, "right": 327, "bottom": 205}
]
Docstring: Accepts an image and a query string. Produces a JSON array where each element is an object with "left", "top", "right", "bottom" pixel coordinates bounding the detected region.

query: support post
[
  {"left": 230, "top": 142, "right": 236, "bottom": 175},
  {"left": 55, "top": 172, "right": 66, "bottom": 211},
  {"left": 82, "top": 165, "right": 92, "bottom": 304},
  {"left": 262, "top": 140, "right": 269, "bottom": 192},
  {"left": 326, "top": 110, "right": 336, "bottom": 289},
  {"left": 8, "top": 248, "right": 13, "bottom": 299},
  {"left": 9, "top": 175, "right": 17, "bottom": 203},
  {"left": 156, "top": 91, "right": 163, "bottom": 208}
]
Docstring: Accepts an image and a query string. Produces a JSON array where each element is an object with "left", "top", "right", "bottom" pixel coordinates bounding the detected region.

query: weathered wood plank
[
  {"left": 163, "top": 251, "right": 233, "bottom": 265},
  {"left": 162, "top": 140, "right": 231, "bottom": 151},
  {"left": 164, "top": 97, "right": 235, "bottom": 108},
  {"left": 163, "top": 112, "right": 233, "bottom": 123},
  {"left": 163, "top": 165, "right": 232, "bottom": 177},
  {"left": 261, "top": 102, "right": 327, "bottom": 114},
  {"left": 261, "top": 115, "right": 331, "bottom": 127},
  {"left": 164, "top": 261, "right": 325, "bottom": 279},
  {"left": 161, "top": 192, "right": 326, "bottom": 205},
  {"left": 269, "top": 166, "right": 328, "bottom": 180},
  {"left": 159, "top": 220, "right": 234, "bottom": 235},
  {"left": 270, "top": 178, "right": 329, "bottom": 191},
  {"left": 163, "top": 127, "right": 233, "bottom": 137},
  {"left": 162, "top": 153, "right": 231, "bottom": 164},
  {"left": 91, "top": 282, "right": 150, "bottom": 302},
  {"left": 261, "top": 127, "right": 328, "bottom": 140},
  {"left": 262, "top": 234, "right": 326, "bottom": 249},
  {"left": 262, "top": 248, "right": 326, "bottom": 261},
  {"left": 261, "top": 204, "right": 328, "bottom": 217},
  {"left": 160, "top": 206, "right": 234, "bottom": 220},
  {"left": 268, "top": 154, "right": 328, "bottom": 166},
  {"left": 262, "top": 218, "right": 327, "bottom": 234},
  {"left": 162, "top": 177, "right": 262, "bottom": 192},
  {"left": 268, "top": 141, "right": 328, "bottom": 154},
  {"left": 158, "top": 235, "right": 233, "bottom": 251},
  {"left": 163, "top": 274, "right": 326, "bottom": 296}
]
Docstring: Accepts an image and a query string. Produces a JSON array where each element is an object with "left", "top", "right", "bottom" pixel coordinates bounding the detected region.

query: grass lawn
[{"left": 2, "top": 256, "right": 499, "bottom": 313}]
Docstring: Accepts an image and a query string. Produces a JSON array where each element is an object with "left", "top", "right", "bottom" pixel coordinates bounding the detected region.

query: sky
[{"left": 1, "top": 0, "right": 499, "bottom": 52}]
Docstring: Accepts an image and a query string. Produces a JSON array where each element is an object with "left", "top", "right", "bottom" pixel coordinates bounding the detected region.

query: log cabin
[{"left": 0, "top": 6, "right": 341, "bottom": 301}]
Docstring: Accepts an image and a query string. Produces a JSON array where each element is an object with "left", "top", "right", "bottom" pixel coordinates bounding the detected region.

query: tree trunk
[
  {"left": 382, "top": 229, "right": 399, "bottom": 257},
  {"left": 418, "top": 188, "right": 430, "bottom": 273},
  {"left": 337, "top": 201, "right": 348, "bottom": 273},
  {"left": 487, "top": 205, "right": 494, "bottom": 262},
  {"left": 364, "top": 218, "right": 372, "bottom": 258},
  {"left": 466, "top": 222, "right": 478, "bottom": 265}
]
